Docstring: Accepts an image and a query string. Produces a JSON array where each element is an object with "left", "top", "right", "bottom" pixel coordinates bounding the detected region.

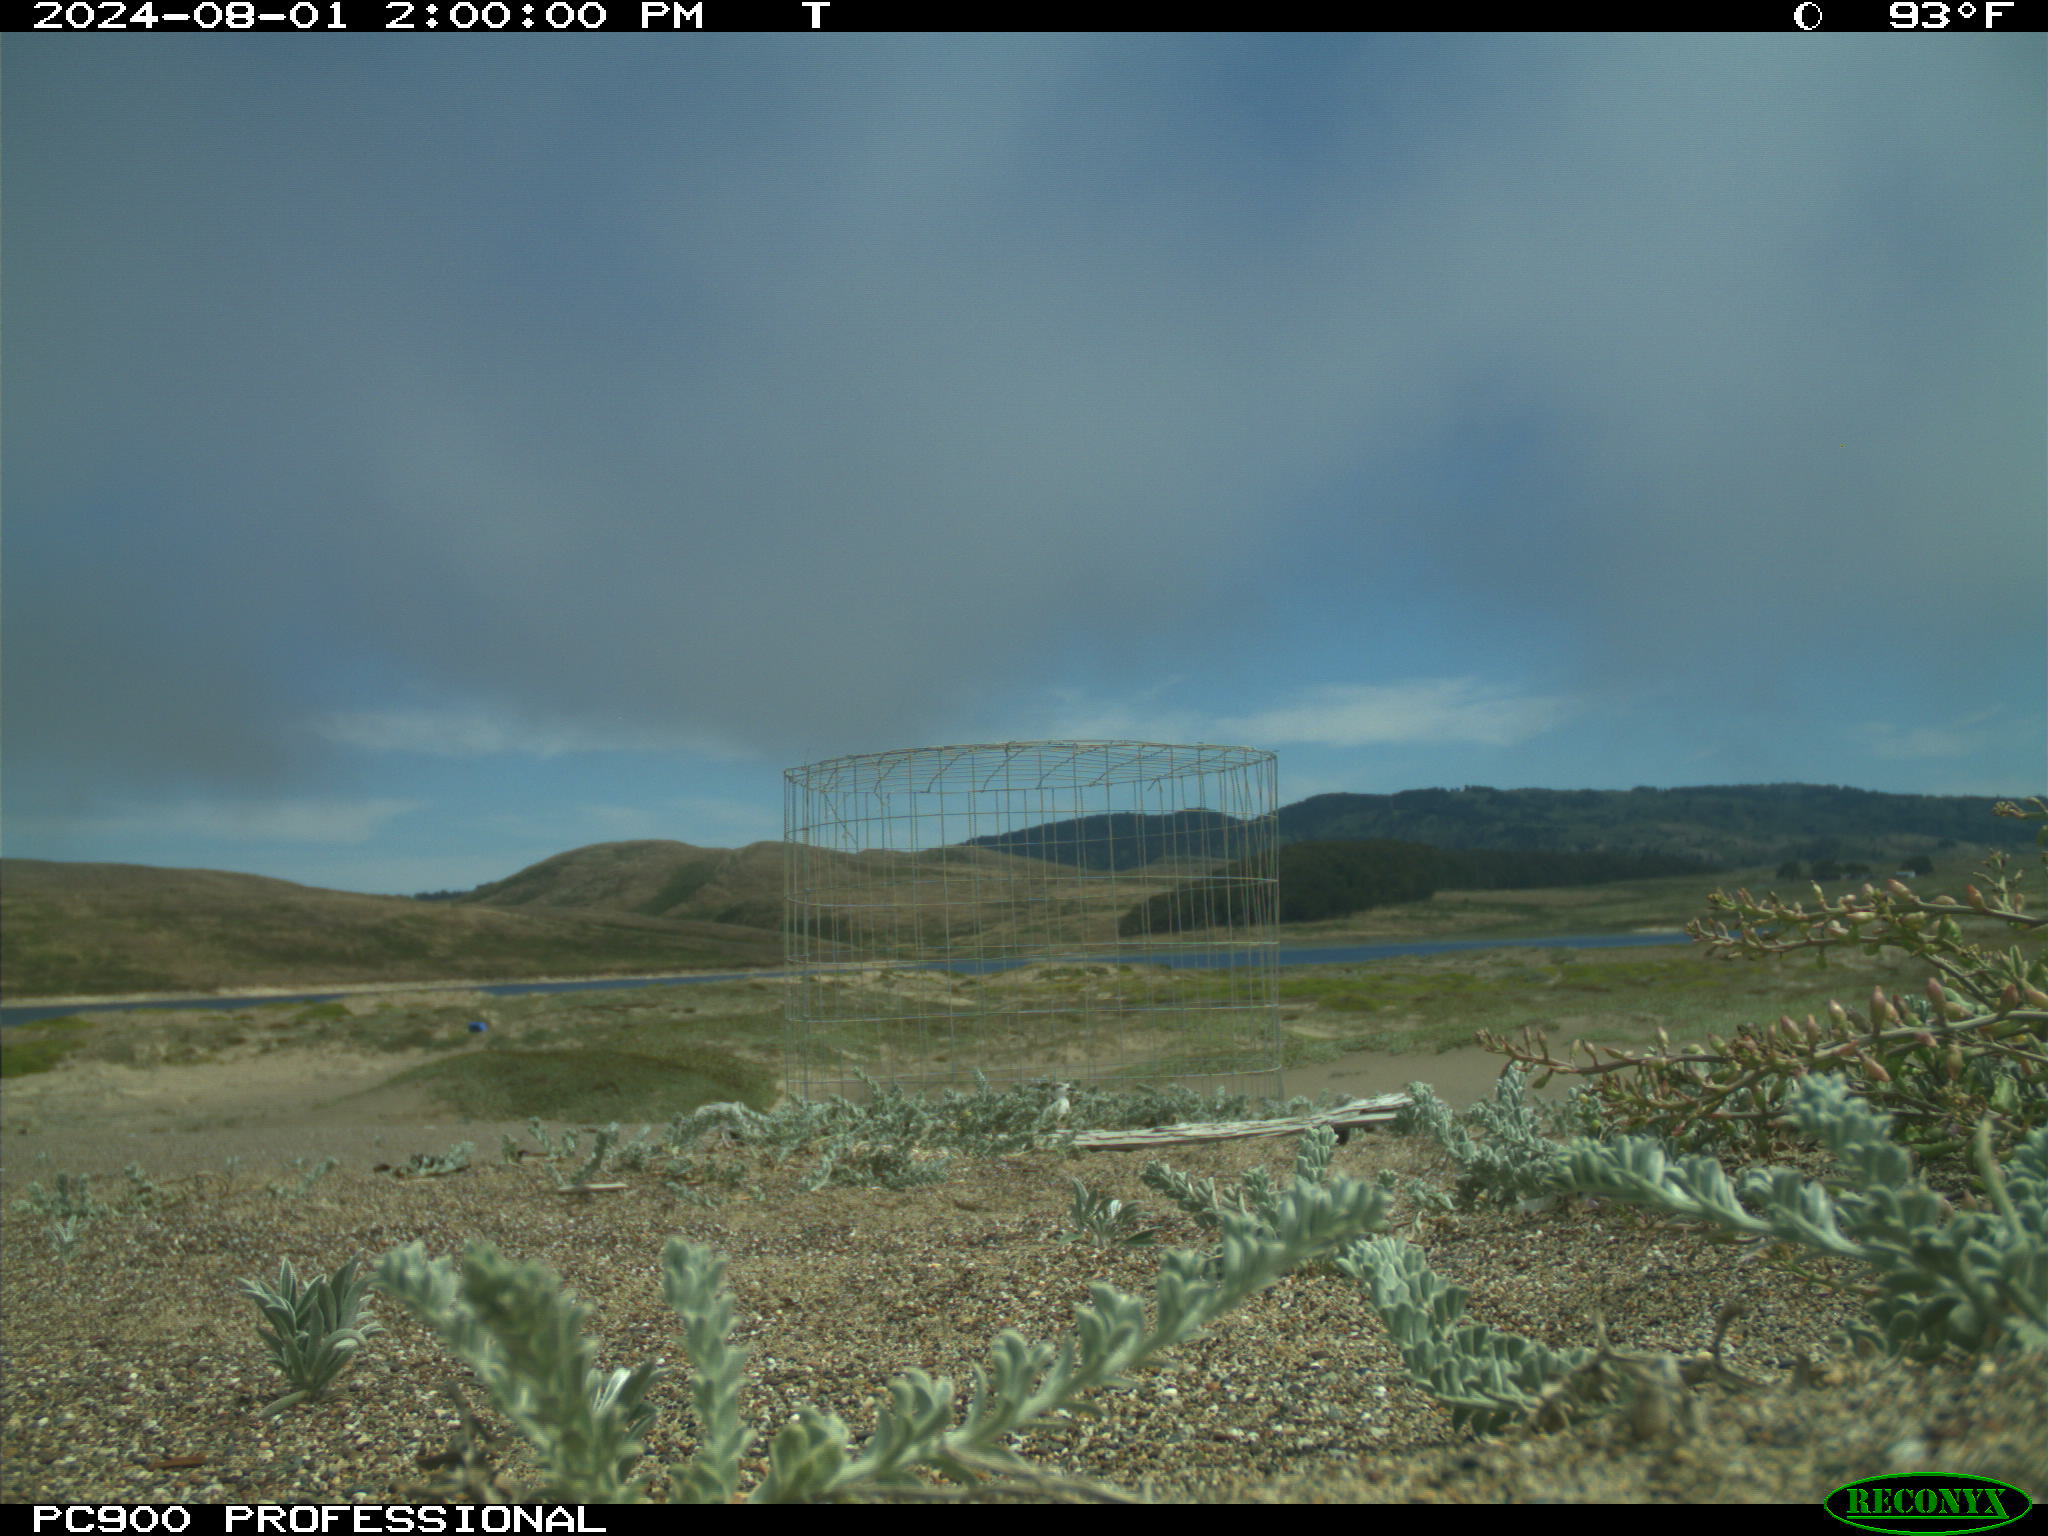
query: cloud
[
  {"left": 313, "top": 709, "right": 562, "bottom": 758},
  {"left": 1012, "top": 686, "right": 1204, "bottom": 746},
  {"left": 309, "top": 706, "right": 736, "bottom": 760},
  {"left": 1011, "top": 677, "right": 1577, "bottom": 753},
  {"left": 484, "top": 798, "right": 782, "bottom": 845},
  {"left": 574, "top": 804, "right": 682, "bottom": 839},
  {"left": 4, "top": 36, "right": 2038, "bottom": 819},
  {"left": 1279, "top": 771, "right": 1395, "bottom": 803},
  {"left": 1217, "top": 679, "right": 1576, "bottom": 749},
  {"left": 674, "top": 796, "right": 783, "bottom": 843},
  {"left": 569, "top": 799, "right": 778, "bottom": 842},
  {"left": 8, "top": 798, "right": 425, "bottom": 848},
  {"left": 1858, "top": 709, "right": 2005, "bottom": 762}
]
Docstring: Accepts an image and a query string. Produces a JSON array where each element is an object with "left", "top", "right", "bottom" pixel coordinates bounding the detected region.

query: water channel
[{"left": 0, "top": 930, "right": 1689, "bottom": 1029}]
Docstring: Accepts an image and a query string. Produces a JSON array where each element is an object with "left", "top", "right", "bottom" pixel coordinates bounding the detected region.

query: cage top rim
[{"left": 787, "top": 740, "right": 1273, "bottom": 783}]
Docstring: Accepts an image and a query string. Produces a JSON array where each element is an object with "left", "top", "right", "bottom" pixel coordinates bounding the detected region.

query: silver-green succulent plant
[
  {"left": 371, "top": 1167, "right": 1391, "bottom": 1503},
  {"left": 1335, "top": 1235, "right": 1597, "bottom": 1434},
  {"left": 1063, "top": 1177, "right": 1162, "bottom": 1248},
  {"left": 375, "top": 1241, "right": 663, "bottom": 1502},
  {"left": 238, "top": 1255, "right": 386, "bottom": 1416},
  {"left": 1551, "top": 1071, "right": 2048, "bottom": 1359}
]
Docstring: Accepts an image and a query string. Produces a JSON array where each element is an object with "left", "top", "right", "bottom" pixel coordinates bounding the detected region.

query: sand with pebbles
[{"left": 4, "top": 1035, "right": 2042, "bottom": 1505}]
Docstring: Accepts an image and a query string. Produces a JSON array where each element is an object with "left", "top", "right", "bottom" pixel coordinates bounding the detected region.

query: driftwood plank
[{"left": 1057, "top": 1092, "right": 1411, "bottom": 1151}]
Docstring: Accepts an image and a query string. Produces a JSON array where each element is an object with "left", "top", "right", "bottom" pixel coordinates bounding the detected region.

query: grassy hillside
[
  {"left": 963, "top": 809, "right": 1248, "bottom": 870},
  {"left": 471, "top": 839, "right": 1214, "bottom": 963},
  {"left": 0, "top": 840, "right": 1249, "bottom": 1000},
  {"left": 460, "top": 839, "right": 790, "bottom": 931},
  {"left": 0, "top": 860, "right": 781, "bottom": 1001},
  {"left": 14, "top": 785, "right": 2029, "bottom": 1002}
]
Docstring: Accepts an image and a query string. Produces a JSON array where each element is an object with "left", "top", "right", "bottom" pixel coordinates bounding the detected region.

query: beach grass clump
[
  {"left": 0, "top": 1015, "right": 99, "bottom": 1078},
  {"left": 385, "top": 1041, "right": 777, "bottom": 1124}
]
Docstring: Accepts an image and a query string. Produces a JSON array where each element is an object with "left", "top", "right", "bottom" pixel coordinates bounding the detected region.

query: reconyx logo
[{"left": 1826, "top": 1474, "right": 2034, "bottom": 1535}]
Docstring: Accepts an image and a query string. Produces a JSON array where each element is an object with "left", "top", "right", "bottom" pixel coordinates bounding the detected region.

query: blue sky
[{"left": 4, "top": 35, "right": 2043, "bottom": 897}]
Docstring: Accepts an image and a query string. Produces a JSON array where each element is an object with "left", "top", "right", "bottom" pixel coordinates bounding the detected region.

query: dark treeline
[
  {"left": 1275, "top": 839, "right": 1440, "bottom": 922},
  {"left": 1120, "top": 839, "right": 1718, "bottom": 935},
  {"left": 1278, "top": 783, "right": 2029, "bottom": 865},
  {"left": 971, "top": 784, "right": 2020, "bottom": 882},
  {"left": 1116, "top": 866, "right": 1271, "bottom": 937},
  {"left": 1432, "top": 845, "right": 1716, "bottom": 894}
]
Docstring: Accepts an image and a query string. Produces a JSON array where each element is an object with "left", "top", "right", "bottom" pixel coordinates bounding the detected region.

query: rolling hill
[
  {"left": 962, "top": 809, "right": 1249, "bottom": 871},
  {"left": 458, "top": 838, "right": 1192, "bottom": 964},
  {"left": 458, "top": 839, "right": 791, "bottom": 931},
  {"left": 9, "top": 784, "right": 2026, "bottom": 1001},
  {"left": 0, "top": 859, "right": 781, "bottom": 1001}
]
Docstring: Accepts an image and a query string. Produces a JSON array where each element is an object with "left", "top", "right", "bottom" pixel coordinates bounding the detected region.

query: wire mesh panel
[{"left": 783, "top": 741, "right": 1280, "bottom": 1102}]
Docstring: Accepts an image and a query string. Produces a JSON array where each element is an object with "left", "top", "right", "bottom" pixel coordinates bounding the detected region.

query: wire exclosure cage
[{"left": 782, "top": 740, "right": 1280, "bottom": 1104}]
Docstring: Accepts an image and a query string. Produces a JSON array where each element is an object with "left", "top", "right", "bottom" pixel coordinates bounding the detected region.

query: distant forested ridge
[
  {"left": 979, "top": 783, "right": 2023, "bottom": 880},
  {"left": 1275, "top": 783, "right": 2031, "bottom": 866},
  {"left": 1117, "top": 839, "right": 1716, "bottom": 935}
]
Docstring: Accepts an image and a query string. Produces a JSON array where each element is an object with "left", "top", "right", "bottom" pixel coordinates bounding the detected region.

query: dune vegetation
[{"left": 3, "top": 810, "right": 2043, "bottom": 1504}]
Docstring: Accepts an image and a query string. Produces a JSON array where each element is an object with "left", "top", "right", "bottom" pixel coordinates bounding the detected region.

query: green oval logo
[{"left": 1825, "top": 1474, "right": 2034, "bottom": 1535}]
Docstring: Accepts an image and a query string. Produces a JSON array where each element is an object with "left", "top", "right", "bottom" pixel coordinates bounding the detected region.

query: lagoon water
[{"left": 0, "top": 931, "right": 1688, "bottom": 1029}]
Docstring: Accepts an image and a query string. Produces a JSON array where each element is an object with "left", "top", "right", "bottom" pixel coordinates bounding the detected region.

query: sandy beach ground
[
  {"left": 6, "top": 1015, "right": 2041, "bottom": 1506},
  {"left": 0, "top": 1027, "right": 1535, "bottom": 1181}
]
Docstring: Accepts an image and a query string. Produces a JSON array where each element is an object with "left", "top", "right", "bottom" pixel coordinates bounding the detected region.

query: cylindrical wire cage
[{"left": 783, "top": 741, "right": 1280, "bottom": 1102}]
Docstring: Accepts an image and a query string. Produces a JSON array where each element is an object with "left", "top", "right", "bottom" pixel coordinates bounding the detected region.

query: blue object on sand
[{"left": 468, "top": 1020, "right": 489, "bottom": 1034}]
